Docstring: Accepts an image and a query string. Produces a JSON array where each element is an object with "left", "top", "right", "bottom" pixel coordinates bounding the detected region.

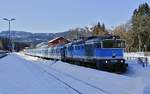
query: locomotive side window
[
  {"left": 102, "top": 39, "right": 125, "bottom": 48},
  {"left": 94, "top": 43, "right": 101, "bottom": 48}
]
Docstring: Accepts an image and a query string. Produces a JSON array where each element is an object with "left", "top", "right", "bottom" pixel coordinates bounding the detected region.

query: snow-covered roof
[{"left": 48, "top": 37, "right": 65, "bottom": 43}]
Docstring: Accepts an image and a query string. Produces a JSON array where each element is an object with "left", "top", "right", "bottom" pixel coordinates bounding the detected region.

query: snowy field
[{"left": 0, "top": 53, "right": 150, "bottom": 94}]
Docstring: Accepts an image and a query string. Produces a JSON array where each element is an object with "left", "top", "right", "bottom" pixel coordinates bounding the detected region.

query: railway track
[
  {"left": 50, "top": 67, "right": 109, "bottom": 93},
  {"left": 41, "top": 67, "right": 82, "bottom": 94},
  {"left": 28, "top": 60, "right": 110, "bottom": 94},
  {"left": 0, "top": 53, "right": 8, "bottom": 58}
]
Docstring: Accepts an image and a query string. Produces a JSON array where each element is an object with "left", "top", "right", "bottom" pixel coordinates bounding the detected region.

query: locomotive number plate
[{"left": 110, "top": 60, "right": 117, "bottom": 62}]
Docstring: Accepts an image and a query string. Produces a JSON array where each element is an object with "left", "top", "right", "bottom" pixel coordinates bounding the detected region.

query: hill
[{"left": 0, "top": 27, "right": 92, "bottom": 45}]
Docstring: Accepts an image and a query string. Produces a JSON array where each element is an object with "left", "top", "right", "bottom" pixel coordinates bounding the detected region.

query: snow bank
[
  {"left": 124, "top": 52, "right": 145, "bottom": 58},
  {"left": 124, "top": 52, "right": 150, "bottom": 64},
  {"left": 125, "top": 60, "right": 150, "bottom": 94}
]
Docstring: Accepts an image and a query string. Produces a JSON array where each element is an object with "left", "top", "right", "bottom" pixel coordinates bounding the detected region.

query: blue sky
[{"left": 0, "top": 0, "right": 149, "bottom": 33}]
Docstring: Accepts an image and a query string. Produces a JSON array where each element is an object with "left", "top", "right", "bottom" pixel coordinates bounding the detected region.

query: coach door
[{"left": 60, "top": 47, "right": 65, "bottom": 60}]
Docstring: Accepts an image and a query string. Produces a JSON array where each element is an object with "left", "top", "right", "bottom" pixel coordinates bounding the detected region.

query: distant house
[{"left": 48, "top": 37, "right": 69, "bottom": 47}]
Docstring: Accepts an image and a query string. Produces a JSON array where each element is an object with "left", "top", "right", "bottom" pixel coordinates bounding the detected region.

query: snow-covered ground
[
  {"left": 0, "top": 54, "right": 78, "bottom": 94},
  {"left": 0, "top": 53, "right": 150, "bottom": 94},
  {"left": 124, "top": 60, "right": 150, "bottom": 94}
]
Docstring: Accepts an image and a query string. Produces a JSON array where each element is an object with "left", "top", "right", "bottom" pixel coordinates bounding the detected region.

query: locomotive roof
[
  {"left": 66, "top": 35, "right": 120, "bottom": 45},
  {"left": 87, "top": 35, "right": 118, "bottom": 40}
]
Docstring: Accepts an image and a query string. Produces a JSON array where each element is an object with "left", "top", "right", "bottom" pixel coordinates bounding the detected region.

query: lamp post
[{"left": 3, "top": 18, "right": 16, "bottom": 52}]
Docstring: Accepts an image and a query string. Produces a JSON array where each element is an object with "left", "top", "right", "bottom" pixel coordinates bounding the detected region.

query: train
[{"left": 25, "top": 35, "right": 128, "bottom": 72}]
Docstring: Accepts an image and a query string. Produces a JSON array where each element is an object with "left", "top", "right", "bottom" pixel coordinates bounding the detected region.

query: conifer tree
[
  {"left": 131, "top": 3, "right": 150, "bottom": 51},
  {"left": 92, "top": 22, "right": 108, "bottom": 36}
]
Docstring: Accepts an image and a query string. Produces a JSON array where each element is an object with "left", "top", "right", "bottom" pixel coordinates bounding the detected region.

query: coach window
[
  {"left": 75, "top": 46, "right": 77, "bottom": 50},
  {"left": 56, "top": 49, "right": 58, "bottom": 53},
  {"left": 68, "top": 47, "right": 71, "bottom": 50},
  {"left": 79, "top": 46, "right": 81, "bottom": 49},
  {"left": 70, "top": 46, "right": 73, "bottom": 50},
  {"left": 82, "top": 45, "right": 84, "bottom": 49},
  {"left": 77, "top": 46, "right": 80, "bottom": 50},
  {"left": 78, "top": 46, "right": 79, "bottom": 49},
  {"left": 79, "top": 45, "right": 81, "bottom": 49},
  {"left": 67, "top": 47, "right": 70, "bottom": 50},
  {"left": 75, "top": 46, "right": 78, "bottom": 50}
]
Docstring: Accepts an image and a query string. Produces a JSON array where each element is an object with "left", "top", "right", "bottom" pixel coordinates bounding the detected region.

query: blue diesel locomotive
[{"left": 25, "top": 36, "right": 127, "bottom": 72}]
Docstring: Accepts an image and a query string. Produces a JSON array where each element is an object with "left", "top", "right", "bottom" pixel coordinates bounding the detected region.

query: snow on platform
[
  {"left": 125, "top": 60, "right": 150, "bottom": 94},
  {"left": 0, "top": 54, "right": 78, "bottom": 94},
  {"left": 19, "top": 53, "right": 150, "bottom": 94},
  {"left": 0, "top": 53, "right": 150, "bottom": 94}
]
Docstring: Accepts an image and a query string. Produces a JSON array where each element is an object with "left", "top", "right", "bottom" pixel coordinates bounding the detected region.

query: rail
[{"left": 0, "top": 50, "right": 8, "bottom": 58}]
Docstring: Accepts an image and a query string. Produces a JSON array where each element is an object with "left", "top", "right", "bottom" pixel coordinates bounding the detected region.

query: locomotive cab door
[{"left": 85, "top": 44, "right": 93, "bottom": 61}]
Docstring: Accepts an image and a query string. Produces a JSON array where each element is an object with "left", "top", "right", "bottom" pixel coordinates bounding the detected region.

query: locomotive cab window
[{"left": 102, "top": 39, "right": 125, "bottom": 48}]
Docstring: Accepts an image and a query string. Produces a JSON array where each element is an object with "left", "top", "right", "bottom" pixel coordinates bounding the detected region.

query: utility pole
[{"left": 3, "top": 18, "right": 16, "bottom": 52}]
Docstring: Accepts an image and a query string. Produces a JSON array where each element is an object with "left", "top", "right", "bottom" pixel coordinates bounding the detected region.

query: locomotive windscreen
[{"left": 102, "top": 39, "right": 125, "bottom": 48}]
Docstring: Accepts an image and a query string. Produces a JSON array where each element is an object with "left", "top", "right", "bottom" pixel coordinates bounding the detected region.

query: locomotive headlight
[
  {"left": 121, "top": 60, "right": 124, "bottom": 63},
  {"left": 105, "top": 60, "right": 108, "bottom": 63}
]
